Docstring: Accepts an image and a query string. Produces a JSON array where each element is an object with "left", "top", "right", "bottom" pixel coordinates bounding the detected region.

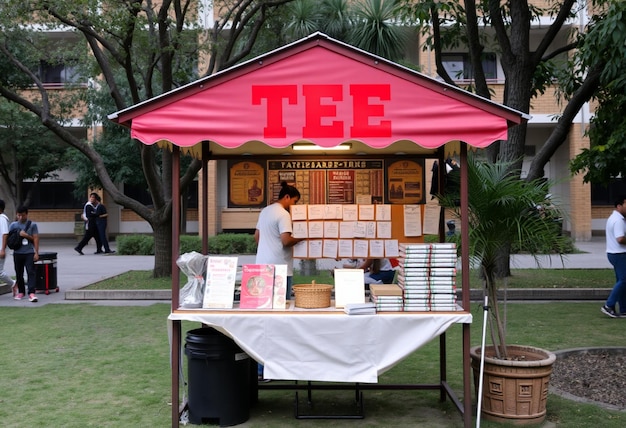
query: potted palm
[{"left": 438, "top": 155, "right": 569, "bottom": 425}]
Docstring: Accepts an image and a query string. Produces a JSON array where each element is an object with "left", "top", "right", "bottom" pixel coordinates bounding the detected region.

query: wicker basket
[{"left": 293, "top": 281, "right": 332, "bottom": 309}]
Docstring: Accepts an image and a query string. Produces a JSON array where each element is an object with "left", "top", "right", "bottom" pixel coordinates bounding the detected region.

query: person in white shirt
[
  {"left": 254, "top": 181, "right": 304, "bottom": 382},
  {"left": 601, "top": 194, "right": 626, "bottom": 318},
  {"left": 0, "top": 199, "right": 17, "bottom": 296},
  {"left": 254, "top": 181, "right": 304, "bottom": 300}
]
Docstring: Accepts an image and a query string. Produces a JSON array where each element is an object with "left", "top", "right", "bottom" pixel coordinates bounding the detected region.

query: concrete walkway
[{"left": 0, "top": 236, "right": 612, "bottom": 307}]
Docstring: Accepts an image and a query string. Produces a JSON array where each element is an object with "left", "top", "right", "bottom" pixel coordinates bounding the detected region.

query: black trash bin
[
  {"left": 185, "top": 327, "right": 251, "bottom": 426},
  {"left": 35, "top": 252, "right": 59, "bottom": 294}
]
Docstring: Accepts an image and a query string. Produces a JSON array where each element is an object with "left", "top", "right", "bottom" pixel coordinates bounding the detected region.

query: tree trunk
[
  {"left": 494, "top": 244, "right": 511, "bottom": 279},
  {"left": 153, "top": 218, "right": 173, "bottom": 278}
]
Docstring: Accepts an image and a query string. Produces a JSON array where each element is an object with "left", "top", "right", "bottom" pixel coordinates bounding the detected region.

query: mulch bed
[{"left": 550, "top": 348, "right": 626, "bottom": 410}]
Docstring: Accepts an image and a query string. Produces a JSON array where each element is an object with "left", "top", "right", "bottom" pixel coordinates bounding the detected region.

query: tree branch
[{"left": 526, "top": 64, "right": 603, "bottom": 182}]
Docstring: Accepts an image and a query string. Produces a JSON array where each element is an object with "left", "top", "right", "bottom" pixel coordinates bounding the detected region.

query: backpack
[{"left": 7, "top": 220, "right": 31, "bottom": 250}]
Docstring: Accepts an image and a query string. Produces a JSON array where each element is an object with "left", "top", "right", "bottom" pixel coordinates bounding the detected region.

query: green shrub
[
  {"left": 207, "top": 233, "right": 256, "bottom": 254},
  {"left": 180, "top": 235, "right": 202, "bottom": 254},
  {"left": 116, "top": 234, "right": 155, "bottom": 255},
  {"left": 115, "top": 233, "right": 256, "bottom": 255}
]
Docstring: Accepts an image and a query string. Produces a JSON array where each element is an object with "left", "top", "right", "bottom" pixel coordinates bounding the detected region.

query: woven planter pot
[{"left": 470, "top": 345, "right": 556, "bottom": 425}]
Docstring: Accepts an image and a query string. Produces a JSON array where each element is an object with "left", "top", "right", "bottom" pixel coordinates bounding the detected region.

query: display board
[
  {"left": 291, "top": 203, "right": 424, "bottom": 259},
  {"left": 227, "top": 158, "right": 426, "bottom": 208}
]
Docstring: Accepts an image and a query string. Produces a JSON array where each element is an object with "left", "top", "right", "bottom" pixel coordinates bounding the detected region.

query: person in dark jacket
[
  {"left": 94, "top": 194, "right": 114, "bottom": 254},
  {"left": 74, "top": 193, "right": 102, "bottom": 255}
]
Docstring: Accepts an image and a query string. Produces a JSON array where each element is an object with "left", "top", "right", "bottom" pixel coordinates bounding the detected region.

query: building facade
[{"left": 3, "top": 1, "right": 617, "bottom": 241}]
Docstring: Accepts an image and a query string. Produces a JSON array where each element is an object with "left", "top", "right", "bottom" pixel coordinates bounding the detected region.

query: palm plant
[
  {"left": 281, "top": 0, "right": 407, "bottom": 62},
  {"left": 438, "top": 154, "right": 569, "bottom": 359}
]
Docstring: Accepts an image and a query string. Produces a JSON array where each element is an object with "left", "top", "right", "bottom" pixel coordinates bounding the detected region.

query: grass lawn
[
  {"left": 83, "top": 267, "right": 616, "bottom": 290},
  {"left": 1, "top": 301, "right": 624, "bottom": 427}
]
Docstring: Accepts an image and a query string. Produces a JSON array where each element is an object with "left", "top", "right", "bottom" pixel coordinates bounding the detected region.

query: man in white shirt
[
  {"left": 601, "top": 195, "right": 626, "bottom": 318},
  {"left": 0, "top": 199, "right": 17, "bottom": 296}
]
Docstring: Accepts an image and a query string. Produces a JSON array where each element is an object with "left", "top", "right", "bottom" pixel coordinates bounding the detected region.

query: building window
[
  {"left": 592, "top": 179, "right": 626, "bottom": 206},
  {"left": 441, "top": 53, "right": 497, "bottom": 81},
  {"left": 22, "top": 182, "right": 84, "bottom": 209},
  {"left": 37, "top": 60, "right": 81, "bottom": 86}
]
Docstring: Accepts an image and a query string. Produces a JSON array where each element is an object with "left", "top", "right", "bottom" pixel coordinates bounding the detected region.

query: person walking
[
  {"left": 74, "top": 193, "right": 102, "bottom": 255},
  {"left": 94, "top": 195, "right": 114, "bottom": 254},
  {"left": 0, "top": 199, "right": 17, "bottom": 296},
  {"left": 601, "top": 194, "right": 626, "bottom": 318},
  {"left": 10, "top": 206, "right": 39, "bottom": 302}
]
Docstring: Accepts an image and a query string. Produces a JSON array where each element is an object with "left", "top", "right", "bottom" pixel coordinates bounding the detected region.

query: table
[{"left": 169, "top": 307, "right": 472, "bottom": 384}]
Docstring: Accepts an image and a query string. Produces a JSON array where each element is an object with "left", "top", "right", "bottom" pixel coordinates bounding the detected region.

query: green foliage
[
  {"left": 115, "top": 234, "right": 155, "bottom": 255},
  {"left": 348, "top": 0, "right": 408, "bottom": 62},
  {"left": 0, "top": 100, "right": 74, "bottom": 205},
  {"left": 115, "top": 233, "right": 257, "bottom": 255},
  {"left": 569, "top": 1, "right": 626, "bottom": 183},
  {"left": 438, "top": 155, "right": 570, "bottom": 358},
  {"left": 264, "top": 0, "right": 409, "bottom": 63},
  {"left": 207, "top": 233, "right": 257, "bottom": 254}
]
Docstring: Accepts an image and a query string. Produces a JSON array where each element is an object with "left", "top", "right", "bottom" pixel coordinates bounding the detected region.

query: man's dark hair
[
  {"left": 16, "top": 205, "right": 28, "bottom": 214},
  {"left": 0, "top": 199, "right": 4, "bottom": 211},
  {"left": 278, "top": 181, "right": 300, "bottom": 200},
  {"left": 615, "top": 195, "right": 626, "bottom": 207}
]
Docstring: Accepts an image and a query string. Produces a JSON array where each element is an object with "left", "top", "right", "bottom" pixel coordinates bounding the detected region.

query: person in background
[
  {"left": 357, "top": 258, "right": 396, "bottom": 286},
  {"left": 0, "top": 199, "right": 17, "bottom": 296},
  {"left": 75, "top": 193, "right": 102, "bottom": 255},
  {"left": 601, "top": 194, "right": 626, "bottom": 318},
  {"left": 94, "top": 194, "right": 115, "bottom": 254},
  {"left": 9, "top": 206, "right": 39, "bottom": 302},
  {"left": 254, "top": 181, "right": 304, "bottom": 381}
]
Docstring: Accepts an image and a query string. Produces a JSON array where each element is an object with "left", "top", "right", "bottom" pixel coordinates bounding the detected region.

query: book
[
  {"left": 334, "top": 268, "right": 366, "bottom": 308},
  {"left": 272, "top": 264, "right": 288, "bottom": 309},
  {"left": 344, "top": 302, "right": 376, "bottom": 315},
  {"left": 202, "top": 256, "right": 238, "bottom": 309},
  {"left": 369, "top": 283, "right": 403, "bottom": 297},
  {"left": 239, "top": 264, "right": 275, "bottom": 309}
]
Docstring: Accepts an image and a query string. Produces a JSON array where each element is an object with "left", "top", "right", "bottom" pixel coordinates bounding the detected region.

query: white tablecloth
[{"left": 169, "top": 308, "right": 471, "bottom": 384}]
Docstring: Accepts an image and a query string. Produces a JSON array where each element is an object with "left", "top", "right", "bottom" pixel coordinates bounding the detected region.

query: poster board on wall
[
  {"left": 228, "top": 160, "right": 266, "bottom": 207},
  {"left": 385, "top": 159, "right": 426, "bottom": 205},
  {"left": 292, "top": 204, "right": 424, "bottom": 259}
]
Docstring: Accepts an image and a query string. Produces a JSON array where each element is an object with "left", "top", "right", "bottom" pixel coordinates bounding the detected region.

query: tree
[
  {"left": 395, "top": 0, "right": 623, "bottom": 276},
  {"left": 0, "top": 0, "right": 295, "bottom": 277},
  {"left": 568, "top": 1, "right": 626, "bottom": 184},
  {"left": 0, "top": 99, "right": 73, "bottom": 208}
]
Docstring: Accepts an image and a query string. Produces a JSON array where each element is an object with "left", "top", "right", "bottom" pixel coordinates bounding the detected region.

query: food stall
[{"left": 109, "top": 33, "right": 528, "bottom": 427}]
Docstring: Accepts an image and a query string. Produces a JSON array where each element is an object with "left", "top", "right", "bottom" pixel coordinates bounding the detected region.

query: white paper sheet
[{"left": 334, "top": 268, "right": 366, "bottom": 308}]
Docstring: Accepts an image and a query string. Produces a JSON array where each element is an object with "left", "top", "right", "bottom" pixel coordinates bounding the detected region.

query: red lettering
[
  {"left": 252, "top": 84, "right": 392, "bottom": 139},
  {"left": 302, "top": 84, "right": 343, "bottom": 138},
  {"left": 350, "top": 84, "right": 391, "bottom": 138},
  {"left": 252, "top": 85, "right": 297, "bottom": 138}
]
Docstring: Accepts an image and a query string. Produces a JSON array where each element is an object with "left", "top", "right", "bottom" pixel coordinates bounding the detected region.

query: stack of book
[
  {"left": 344, "top": 302, "right": 376, "bottom": 315},
  {"left": 369, "top": 284, "right": 404, "bottom": 312},
  {"left": 398, "top": 243, "right": 457, "bottom": 311}
]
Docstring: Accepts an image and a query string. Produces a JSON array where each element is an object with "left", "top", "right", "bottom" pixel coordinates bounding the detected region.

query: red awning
[{"left": 109, "top": 33, "right": 528, "bottom": 152}]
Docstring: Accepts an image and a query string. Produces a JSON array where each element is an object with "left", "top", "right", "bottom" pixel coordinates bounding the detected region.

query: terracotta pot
[{"left": 470, "top": 345, "right": 556, "bottom": 425}]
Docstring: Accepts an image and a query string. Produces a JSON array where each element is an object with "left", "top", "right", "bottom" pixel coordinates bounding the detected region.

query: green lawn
[
  {"left": 84, "top": 268, "right": 615, "bottom": 290},
  {"left": 1, "top": 302, "right": 624, "bottom": 427}
]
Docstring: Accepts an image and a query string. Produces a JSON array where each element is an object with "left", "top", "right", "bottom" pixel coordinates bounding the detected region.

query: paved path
[{"left": 0, "top": 237, "right": 611, "bottom": 307}]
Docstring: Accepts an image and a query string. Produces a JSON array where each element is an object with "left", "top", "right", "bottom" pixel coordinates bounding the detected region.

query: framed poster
[
  {"left": 385, "top": 159, "right": 426, "bottom": 205},
  {"left": 228, "top": 160, "right": 266, "bottom": 207}
]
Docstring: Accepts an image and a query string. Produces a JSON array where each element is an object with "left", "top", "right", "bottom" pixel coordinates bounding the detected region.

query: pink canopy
[
  {"left": 112, "top": 34, "right": 528, "bottom": 428},
  {"left": 110, "top": 33, "right": 527, "bottom": 152}
]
